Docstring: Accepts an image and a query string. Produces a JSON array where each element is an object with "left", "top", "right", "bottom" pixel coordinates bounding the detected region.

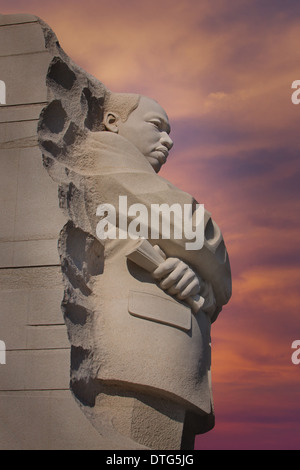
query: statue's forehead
[
  {"left": 138, "top": 96, "right": 166, "bottom": 114},
  {"left": 137, "top": 96, "right": 170, "bottom": 129}
]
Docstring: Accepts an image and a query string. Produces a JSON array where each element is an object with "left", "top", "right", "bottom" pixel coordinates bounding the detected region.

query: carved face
[{"left": 106, "top": 96, "right": 173, "bottom": 173}]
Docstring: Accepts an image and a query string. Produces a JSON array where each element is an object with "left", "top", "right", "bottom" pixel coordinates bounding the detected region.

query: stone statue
[{"left": 38, "top": 22, "right": 231, "bottom": 450}]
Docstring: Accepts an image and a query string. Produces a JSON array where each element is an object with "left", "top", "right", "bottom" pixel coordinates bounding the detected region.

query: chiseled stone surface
[
  {"left": 0, "top": 14, "right": 110, "bottom": 450},
  {"left": 0, "top": 390, "right": 127, "bottom": 450},
  {"left": 37, "top": 14, "right": 231, "bottom": 451}
]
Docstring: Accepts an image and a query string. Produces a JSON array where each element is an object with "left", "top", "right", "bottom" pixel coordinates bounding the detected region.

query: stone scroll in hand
[{"left": 126, "top": 238, "right": 206, "bottom": 315}]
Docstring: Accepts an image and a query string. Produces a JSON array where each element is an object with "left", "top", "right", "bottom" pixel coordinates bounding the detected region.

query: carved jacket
[{"left": 45, "top": 130, "right": 231, "bottom": 423}]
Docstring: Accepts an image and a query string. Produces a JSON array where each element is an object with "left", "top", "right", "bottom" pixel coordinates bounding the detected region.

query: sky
[{"left": 1, "top": 0, "right": 300, "bottom": 450}]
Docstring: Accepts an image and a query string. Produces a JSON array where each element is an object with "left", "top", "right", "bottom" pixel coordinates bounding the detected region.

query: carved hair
[{"left": 103, "top": 92, "right": 141, "bottom": 122}]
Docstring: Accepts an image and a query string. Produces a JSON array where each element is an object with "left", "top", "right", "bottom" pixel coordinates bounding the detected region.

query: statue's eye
[{"left": 149, "top": 120, "right": 161, "bottom": 130}]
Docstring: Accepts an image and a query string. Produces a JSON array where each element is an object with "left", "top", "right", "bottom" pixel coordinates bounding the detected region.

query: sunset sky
[{"left": 1, "top": 0, "right": 300, "bottom": 449}]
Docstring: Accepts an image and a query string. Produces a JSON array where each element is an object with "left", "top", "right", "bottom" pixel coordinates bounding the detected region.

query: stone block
[
  {"left": 0, "top": 146, "right": 66, "bottom": 253},
  {"left": 14, "top": 149, "right": 66, "bottom": 241},
  {"left": 0, "top": 22, "right": 46, "bottom": 57},
  {"left": 0, "top": 289, "right": 29, "bottom": 349},
  {"left": 0, "top": 390, "right": 116, "bottom": 449},
  {"left": 0, "top": 103, "right": 45, "bottom": 123},
  {"left": 0, "top": 150, "right": 19, "bottom": 240},
  {"left": 0, "top": 349, "right": 70, "bottom": 390},
  {"left": 0, "top": 239, "right": 60, "bottom": 267},
  {"left": 0, "top": 266, "right": 62, "bottom": 290},
  {"left": 28, "top": 286, "right": 64, "bottom": 325},
  {"left": 0, "top": 52, "right": 50, "bottom": 106},
  {"left": 0, "top": 120, "right": 38, "bottom": 146},
  {"left": 0, "top": 267, "right": 64, "bottom": 353},
  {"left": 0, "top": 288, "right": 65, "bottom": 350},
  {"left": 26, "top": 325, "right": 69, "bottom": 350},
  {"left": 0, "top": 14, "right": 38, "bottom": 26}
]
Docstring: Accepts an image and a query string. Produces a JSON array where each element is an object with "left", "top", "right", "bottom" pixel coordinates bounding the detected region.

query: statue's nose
[{"left": 161, "top": 132, "right": 173, "bottom": 151}]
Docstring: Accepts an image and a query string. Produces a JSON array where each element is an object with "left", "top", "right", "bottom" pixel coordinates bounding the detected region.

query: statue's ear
[{"left": 103, "top": 112, "right": 120, "bottom": 133}]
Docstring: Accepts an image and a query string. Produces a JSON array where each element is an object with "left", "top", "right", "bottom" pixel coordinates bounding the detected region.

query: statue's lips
[{"left": 154, "top": 148, "right": 169, "bottom": 164}]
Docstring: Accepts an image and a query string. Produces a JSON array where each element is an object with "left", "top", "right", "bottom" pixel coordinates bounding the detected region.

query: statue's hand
[
  {"left": 152, "top": 245, "right": 217, "bottom": 318},
  {"left": 152, "top": 249, "right": 201, "bottom": 300}
]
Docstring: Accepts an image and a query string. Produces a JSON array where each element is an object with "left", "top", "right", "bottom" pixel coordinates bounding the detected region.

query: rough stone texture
[
  {"left": 36, "top": 16, "right": 232, "bottom": 451},
  {"left": 0, "top": 13, "right": 123, "bottom": 450}
]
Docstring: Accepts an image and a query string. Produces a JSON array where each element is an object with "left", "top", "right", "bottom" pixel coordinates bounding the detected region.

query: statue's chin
[{"left": 146, "top": 156, "right": 163, "bottom": 173}]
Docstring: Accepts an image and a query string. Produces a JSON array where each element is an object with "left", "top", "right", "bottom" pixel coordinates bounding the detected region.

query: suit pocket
[{"left": 128, "top": 290, "right": 191, "bottom": 332}]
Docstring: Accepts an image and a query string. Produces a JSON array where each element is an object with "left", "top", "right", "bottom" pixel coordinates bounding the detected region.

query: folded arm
[{"left": 152, "top": 245, "right": 217, "bottom": 320}]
